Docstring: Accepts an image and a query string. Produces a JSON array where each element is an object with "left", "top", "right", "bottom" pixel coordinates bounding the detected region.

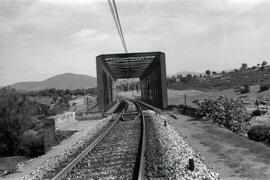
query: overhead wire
[
  {"left": 111, "top": 0, "right": 128, "bottom": 53},
  {"left": 107, "top": 0, "right": 128, "bottom": 53},
  {"left": 107, "top": 0, "right": 121, "bottom": 41}
]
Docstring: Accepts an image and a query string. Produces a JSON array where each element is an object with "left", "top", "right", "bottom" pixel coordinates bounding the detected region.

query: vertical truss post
[
  {"left": 159, "top": 53, "right": 168, "bottom": 109},
  {"left": 96, "top": 57, "right": 105, "bottom": 111}
]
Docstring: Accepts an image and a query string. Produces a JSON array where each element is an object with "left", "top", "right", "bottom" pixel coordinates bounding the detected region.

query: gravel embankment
[
  {"left": 21, "top": 117, "right": 112, "bottom": 180},
  {"left": 144, "top": 110, "right": 219, "bottom": 179}
]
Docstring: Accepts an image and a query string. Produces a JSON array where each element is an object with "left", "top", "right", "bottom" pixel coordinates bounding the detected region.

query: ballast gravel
[{"left": 144, "top": 110, "right": 219, "bottom": 180}]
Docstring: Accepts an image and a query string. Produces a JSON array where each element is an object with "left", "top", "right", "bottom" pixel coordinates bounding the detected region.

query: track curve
[{"left": 52, "top": 100, "right": 146, "bottom": 180}]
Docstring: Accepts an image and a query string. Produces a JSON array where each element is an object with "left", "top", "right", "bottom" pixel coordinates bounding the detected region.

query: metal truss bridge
[{"left": 96, "top": 51, "right": 168, "bottom": 111}]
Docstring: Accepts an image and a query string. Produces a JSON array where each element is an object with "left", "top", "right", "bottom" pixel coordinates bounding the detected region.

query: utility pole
[
  {"left": 86, "top": 97, "right": 89, "bottom": 113},
  {"left": 184, "top": 94, "right": 187, "bottom": 108},
  {"left": 132, "top": 79, "right": 134, "bottom": 97}
]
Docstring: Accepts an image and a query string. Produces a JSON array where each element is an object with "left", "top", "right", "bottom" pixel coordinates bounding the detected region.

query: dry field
[
  {"left": 168, "top": 86, "right": 270, "bottom": 126},
  {"left": 168, "top": 85, "right": 270, "bottom": 109}
]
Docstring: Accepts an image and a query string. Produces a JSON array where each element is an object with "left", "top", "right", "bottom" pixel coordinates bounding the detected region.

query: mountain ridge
[{"left": 8, "top": 73, "right": 97, "bottom": 91}]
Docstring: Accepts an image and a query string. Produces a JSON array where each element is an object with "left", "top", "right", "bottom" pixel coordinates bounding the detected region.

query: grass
[{"left": 168, "top": 85, "right": 270, "bottom": 109}]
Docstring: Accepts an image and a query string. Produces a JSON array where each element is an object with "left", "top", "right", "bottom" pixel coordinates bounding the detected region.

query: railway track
[{"left": 52, "top": 100, "right": 146, "bottom": 180}]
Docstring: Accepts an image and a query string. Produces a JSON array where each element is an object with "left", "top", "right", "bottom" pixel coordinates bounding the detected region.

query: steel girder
[{"left": 96, "top": 52, "right": 168, "bottom": 111}]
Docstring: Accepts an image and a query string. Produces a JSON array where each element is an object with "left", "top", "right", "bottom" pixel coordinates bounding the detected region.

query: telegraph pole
[{"left": 86, "top": 97, "right": 89, "bottom": 113}]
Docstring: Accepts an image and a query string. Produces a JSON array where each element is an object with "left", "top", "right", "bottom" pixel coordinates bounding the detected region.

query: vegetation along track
[{"left": 52, "top": 100, "right": 146, "bottom": 180}]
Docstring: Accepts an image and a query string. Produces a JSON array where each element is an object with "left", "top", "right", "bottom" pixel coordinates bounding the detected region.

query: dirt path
[{"left": 171, "top": 114, "right": 270, "bottom": 180}]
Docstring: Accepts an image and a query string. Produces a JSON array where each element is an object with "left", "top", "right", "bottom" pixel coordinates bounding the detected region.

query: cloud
[
  {"left": 225, "top": 0, "right": 265, "bottom": 5},
  {"left": 1, "top": 0, "right": 270, "bottom": 85},
  {"left": 71, "top": 29, "right": 97, "bottom": 39}
]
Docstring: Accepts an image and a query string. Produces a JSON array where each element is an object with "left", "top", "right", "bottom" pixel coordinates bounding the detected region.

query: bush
[
  {"left": 0, "top": 88, "right": 37, "bottom": 156},
  {"left": 17, "top": 130, "right": 44, "bottom": 157},
  {"left": 195, "top": 98, "right": 217, "bottom": 118},
  {"left": 259, "top": 84, "right": 269, "bottom": 92},
  {"left": 196, "top": 96, "right": 250, "bottom": 135},
  {"left": 240, "top": 85, "right": 250, "bottom": 94},
  {"left": 251, "top": 109, "right": 267, "bottom": 117},
  {"left": 247, "top": 125, "right": 270, "bottom": 143},
  {"left": 252, "top": 109, "right": 262, "bottom": 116}
]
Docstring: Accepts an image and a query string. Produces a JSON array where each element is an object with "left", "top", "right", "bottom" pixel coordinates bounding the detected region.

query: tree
[
  {"left": 170, "top": 76, "right": 176, "bottom": 83},
  {"left": 0, "top": 88, "right": 36, "bottom": 155},
  {"left": 240, "top": 85, "right": 250, "bottom": 94},
  {"left": 176, "top": 74, "right": 183, "bottom": 79},
  {"left": 36, "top": 103, "right": 50, "bottom": 116},
  {"left": 123, "top": 84, "right": 128, "bottom": 91},
  {"left": 181, "top": 77, "right": 188, "bottom": 84},
  {"left": 241, "top": 63, "right": 248, "bottom": 70},
  {"left": 135, "top": 82, "right": 140, "bottom": 92},
  {"left": 261, "top": 61, "right": 268, "bottom": 67},
  {"left": 205, "top": 70, "right": 211, "bottom": 76},
  {"left": 251, "top": 66, "right": 257, "bottom": 70},
  {"left": 259, "top": 66, "right": 265, "bottom": 71},
  {"left": 212, "top": 71, "right": 217, "bottom": 75},
  {"left": 221, "top": 71, "right": 226, "bottom": 75},
  {"left": 186, "top": 74, "right": 192, "bottom": 81}
]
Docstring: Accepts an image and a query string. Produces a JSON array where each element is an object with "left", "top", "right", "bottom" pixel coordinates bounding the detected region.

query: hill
[
  {"left": 9, "top": 73, "right": 97, "bottom": 91},
  {"left": 168, "top": 66, "right": 270, "bottom": 91}
]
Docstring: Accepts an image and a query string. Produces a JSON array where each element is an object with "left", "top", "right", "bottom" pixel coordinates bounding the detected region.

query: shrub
[
  {"left": 0, "top": 88, "right": 37, "bottom": 156},
  {"left": 251, "top": 109, "right": 267, "bottom": 117},
  {"left": 167, "top": 105, "right": 178, "bottom": 110},
  {"left": 0, "top": 134, "right": 8, "bottom": 155},
  {"left": 240, "top": 85, "right": 250, "bottom": 94},
  {"left": 247, "top": 125, "right": 270, "bottom": 143},
  {"left": 18, "top": 130, "right": 44, "bottom": 157},
  {"left": 252, "top": 109, "right": 262, "bottom": 116},
  {"left": 195, "top": 98, "right": 217, "bottom": 118},
  {"left": 196, "top": 96, "right": 250, "bottom": 135},
  {"left": 259, "top": 84, "right": 269, "bottom": 92}
]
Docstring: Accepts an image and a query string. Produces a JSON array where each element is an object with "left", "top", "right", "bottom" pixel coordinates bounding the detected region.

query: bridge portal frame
[{"left": 96, "top": 52, "right": 167, "bottom": 111}]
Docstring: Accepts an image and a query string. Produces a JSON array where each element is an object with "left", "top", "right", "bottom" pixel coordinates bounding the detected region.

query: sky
[{"left": 1, "top": 0, "right": 270, "bottom": 86}]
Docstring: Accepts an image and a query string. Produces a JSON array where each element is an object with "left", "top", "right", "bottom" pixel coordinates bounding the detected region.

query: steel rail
[
  {"left": 113, "top": 99, "right": 146, "bottom": 179},
  {"left": 51, "top": 106, "right": 126, "bottom": 180},
  {"left": 132, "top": 100, "right": 146, "bottom": 180},
  {"left": 136, "top": 100, "right": 163, "bottom": 114}
]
